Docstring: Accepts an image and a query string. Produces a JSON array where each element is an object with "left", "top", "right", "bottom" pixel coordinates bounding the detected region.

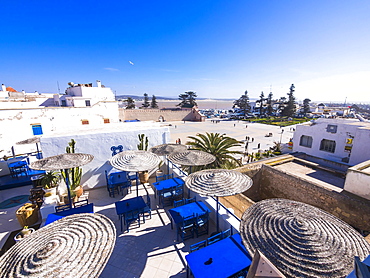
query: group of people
[{"left": 175, "top": 138, "right": 182, "bottom": 144}]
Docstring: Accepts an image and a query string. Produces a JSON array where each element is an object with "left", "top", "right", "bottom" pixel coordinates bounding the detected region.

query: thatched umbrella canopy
[
  {"left": 0, "top": 213, "right": 116, "bottom": 278},
  {"left": 168, "top": 150, "right": 216, "bottom": 168},
  {"left": 110, "top": 150, "right": 161, "bottom": 195},
  {"left": 185, "top": 169, "right": 252, "bottom": 197},
  {"left": 149, "top": 143, "right": 188, "bottom": 156},
  {"left": 16, "top": 137, "right": 41, "bottom": 157},
  {"left": 30, "top": 153, "right": 94, "bottom": 171},
  {"left": 240, "top": 198, "right": 370, "bottom": 278},
  {"left": 29, "top": 153, "right": 94, "bottom": 204},
  {"left": 16, "top": 137, "right": 40, "bottom": 145},
  {"left": 110, "top": 150, "right": 160, "bottom": 172},
  {"left": 186, "top": 169, "right": 252, "bottom": 231}
]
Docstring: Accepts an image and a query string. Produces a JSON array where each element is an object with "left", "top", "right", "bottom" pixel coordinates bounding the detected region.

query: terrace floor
[{"left": 0, "top": 180, "right": 219, "bottom": 278}]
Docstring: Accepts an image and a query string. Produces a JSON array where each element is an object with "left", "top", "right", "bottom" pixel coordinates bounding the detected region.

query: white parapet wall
[
  {"left": 40, "top": 122, "right": 170, "bottom": 189},
  {"left": 344, "top": 160, "right": 370, "bottom": 200}
]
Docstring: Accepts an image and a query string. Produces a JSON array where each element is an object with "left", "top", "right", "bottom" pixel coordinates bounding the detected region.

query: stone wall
[
  {"left": 119, "top": 108, "right": 204, "bottom": 122},
  {"left": 257, "top": 164, "right": 370, "bottom": 231},
  {"left": 220, "top": 194, "right": 255, "bottom": 219}
]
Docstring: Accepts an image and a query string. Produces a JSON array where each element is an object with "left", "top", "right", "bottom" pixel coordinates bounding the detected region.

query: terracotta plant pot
[
  {"left": 73, "top": 185, "right": 83, "bottom": 198},
  {"left": 139, "top": 171, "right": 149, "bottom": 184}
]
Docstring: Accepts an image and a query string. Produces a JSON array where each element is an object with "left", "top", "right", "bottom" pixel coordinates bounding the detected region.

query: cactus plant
[
  {"left": 61, "top": 139, "right": 82, "bottom": 194},
  {"left": 137, "top": 134, "right": 149, "bottom": 151}
]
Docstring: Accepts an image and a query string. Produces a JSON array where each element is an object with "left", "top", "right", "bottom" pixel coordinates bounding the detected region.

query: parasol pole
[
  {"left": 64, "top": 169, "right": 72, "bottom": 205},
  {"left": 216, "top": 196, "right": 220, "bottom": 232}
]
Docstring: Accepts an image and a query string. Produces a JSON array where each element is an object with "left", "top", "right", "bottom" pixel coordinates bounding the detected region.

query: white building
[
  {"left": 292, "top": 118, "right": 370, "bottom": 166},
  {"left": 0, "top": 81, "right": 119, "bottom": 158}
]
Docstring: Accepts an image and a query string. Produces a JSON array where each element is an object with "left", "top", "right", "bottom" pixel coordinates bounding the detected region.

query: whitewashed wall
[
  {"left": 40, "top": 123, "right": 170, "bottom": 189},
  {"left": 0, "top": 102, "right": 119, "bottom": 157},
  {"left": 292, "top": 118, "right": 370, "bottom": 166},
  {"left": 344, "top": 160, "right": 370, "bottom": 200}
]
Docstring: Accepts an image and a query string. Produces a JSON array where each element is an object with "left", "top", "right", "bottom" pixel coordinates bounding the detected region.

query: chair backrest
[
  {"left": 155, "top": 173, "right": 174, "bottom": 182},
  {"left": 197, "top": 211, "right": 209, "bottom": 224},
  {"left": 185, "top": 197, "right": 196, "bottom": 204},
  {"left": 182, "top": 213, "right": 195, "bottom": 228},
  {"left": 111, "top": 145, "right": 123, "bottom": 156},
  {"left": 174, "top": 184, "right": 183, "bottom": 196},
  {"left": 174, "top": 199, "right": 185, "bottom": 208},
  {"left": 108, "top": 171, "right": 130, "bottom": 185},
  {"left": 221, "top": 228, "right": 232, "bottom": 239},
  {"left": 207, "top": 231, "right": 223, "bottom": 245},
  {"left": 55, "top": 204, "right": 72, "bottom": 213},
  {"left": 190, "top": 240, "right": 207, "bottom": 253},
  {"left": 146, "top": 195, "right": 151, "bottom": 206},
  {"left": 74, "top": 199, "right": 89, "bottom": 208}
]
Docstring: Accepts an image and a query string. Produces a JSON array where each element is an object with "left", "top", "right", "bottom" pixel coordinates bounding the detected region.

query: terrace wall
[{"left": 119, "top": 108, "right": 204, "bottom": 122}]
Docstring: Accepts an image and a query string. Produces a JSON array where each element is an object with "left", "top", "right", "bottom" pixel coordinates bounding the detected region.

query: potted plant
[
  {"left": 14, "top": 226, "right": 35, "bottom": 242},
  {"left": 156, "top": 160, "right": 164, "bottom": 177},
  {"left": 40, "top": 171, "right": 61, "bottom": 196},
  {"left": 61, "top": 139, "right": 83, "bottom": 200},
  {"left": 137, "top": 134, "right": 150, "bottom": 184}
]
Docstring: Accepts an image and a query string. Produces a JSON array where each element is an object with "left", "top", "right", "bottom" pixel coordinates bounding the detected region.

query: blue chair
[
  {"left": 124, "top": 209, "right": 141, "bottom": 232},
  {"left": 178, "top": 214, "right": 195, "bottom": 242},
  {"left": 173, "top": 183, "right": 184, "bottom": 201},
  {"left": 160, "top": 186, "right": 175, "bottom": 207},
  {"left": 142, "top": 195, "right": 152, "bottom": 221},
  {"left": 105, "top": 170, "right": 120, "bottom": 197},
  {"left": 185, "top": 197, "right": 196, "bottom": 204},
  {"left": 195, "top": 212, "right": 209, "bottom": 237},
  {"left": 174, "top": 199, "right": 185, "bottom": 208},
  {"left": 189, "top": 240, "right": 207, "bottom": 253},
  {"left": 221, "top": 228, "right": 232, "bottom": 239},
  {"left": 155, "top": 173, "right": 174, "bottom": 182},
  {"left": 207, "top": 231, "right": 223, "bottom": 245}
]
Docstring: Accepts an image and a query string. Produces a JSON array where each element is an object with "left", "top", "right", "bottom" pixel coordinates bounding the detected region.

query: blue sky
[{"left": 2, "top": 0, "right": 369, "bottom": 102}]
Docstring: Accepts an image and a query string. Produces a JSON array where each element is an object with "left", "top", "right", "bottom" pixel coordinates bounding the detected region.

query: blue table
[
  {"left": 185, "top": 234, "right": 252, "bottom": 278},
  {"left": 168, "top": 201, "right": 210, "bottom": 229},
  {"left": 346, "top": 255, "right": 370, "bottom": 278},
  {"left": 115, "top": 196, "right": 146, "bottom": 231},
  {"left": 45, "top": 203, "right": 94, "bottom": 225},
  {"left": 153, "top": 177, "right": 184, "bottom": 198}
]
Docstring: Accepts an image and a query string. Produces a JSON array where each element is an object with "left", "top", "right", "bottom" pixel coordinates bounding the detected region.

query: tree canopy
[
  {"left": 142, "top": 93, "right": 150, "bottom": 108},
  {"left": 125, "top": 97, "right": 135, "bottom": 109},
  {"left": 177, "top": 91, "right": 197, "bottom": 108},
  {"left": 186, "top": 132, "right": 243, "bottom": 170},
  {"left": 303, "top": 98, "right": 311, "bottom": 116},
  {"left": 233, "top": 90, "right": 251, "bottom": 117},
  {"left": 150, "top": 95, "right": 158, "bottom": 109},
  {"left": 281, "top": 84, "right": 296, "bottom": 117}
]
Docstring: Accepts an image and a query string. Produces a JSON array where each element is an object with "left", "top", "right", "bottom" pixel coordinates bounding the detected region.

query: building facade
[{"left": 292, "top": 118, "right": 370, "bottom": 166}]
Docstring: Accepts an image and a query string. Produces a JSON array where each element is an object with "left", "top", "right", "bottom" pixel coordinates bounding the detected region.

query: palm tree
[{"left": 186, "top": 132, "right": 243, "bottom": 170}]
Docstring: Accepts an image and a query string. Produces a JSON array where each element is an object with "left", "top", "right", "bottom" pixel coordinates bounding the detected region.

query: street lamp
[{"left": 280, "top": 129, "right": 285, "bottom": 144}]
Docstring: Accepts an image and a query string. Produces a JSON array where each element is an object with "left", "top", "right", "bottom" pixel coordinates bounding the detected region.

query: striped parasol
[
  {"left": 110, "top": 150, "right": 160, "bottom": 172},
  {"left": 0, "top": 213, "right": 116, "bottom": 278},
  {"left": 240, "top": 198, "right": 370, "bottom": 278},
  {"left": 149, "top": 143, "right": 188, "bottom": 156}
]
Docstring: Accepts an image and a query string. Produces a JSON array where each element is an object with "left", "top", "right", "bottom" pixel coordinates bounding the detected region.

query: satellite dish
[{"left": 68, "top": 82, "right": 75, "bottom": 87}]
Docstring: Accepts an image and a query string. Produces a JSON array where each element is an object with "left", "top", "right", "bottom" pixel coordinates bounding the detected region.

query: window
[
  {"left": 299, "top": 135, "right": 313, "bottom": 148},
  {"left": 326, "top": 124, "right": 337, "bottom": 133},
  {"left": 85, "top": 100, "right": 91, "bottom": 107},
  {"left": 104, "top": 118, "right": 110, "bottom": 124},
  {"left": 320, "top": 139, "right": 336, "bottom": 153},
  {"left": 31, "top": 124, "right": 43, "bottom": 135},
  {"left": 81, "top": 119, "right": 89, "bottom": 125}
]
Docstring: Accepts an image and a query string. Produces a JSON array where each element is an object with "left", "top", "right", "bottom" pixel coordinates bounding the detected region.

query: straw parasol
[
  {"left": 30, "top": 153, "right": 94, "bottom": 204},
  {"left": 110, "top": 150, "right": 161, "bottom": 195},
  {"left": 149, "top": 143, "right": 188, "bottom": 156},
  {"left": 185, "top": 169, "right": 252, "bottom": 231},
  {"left": 240, "top": 198, "right": 370, "bottom": 278},
  {"left": 149, "top": 143, "right": 188, "bottom": 174},
  {"left": 16, "top": 137, "right": 41, "bottom": 157},
  {"left": 0, "top": 213, "right": 116, "bottom": 278},
  {"left": 168, "top": 150, "right": 216, "bottom": 175}
]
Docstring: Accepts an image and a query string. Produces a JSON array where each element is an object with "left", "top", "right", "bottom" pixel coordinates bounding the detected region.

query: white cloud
[
  {"left": 104, "top": 67, "right": 119, "bottom": 72},
  {"left": 129, "top": 61, "right": 134, "bottom": 65}
]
